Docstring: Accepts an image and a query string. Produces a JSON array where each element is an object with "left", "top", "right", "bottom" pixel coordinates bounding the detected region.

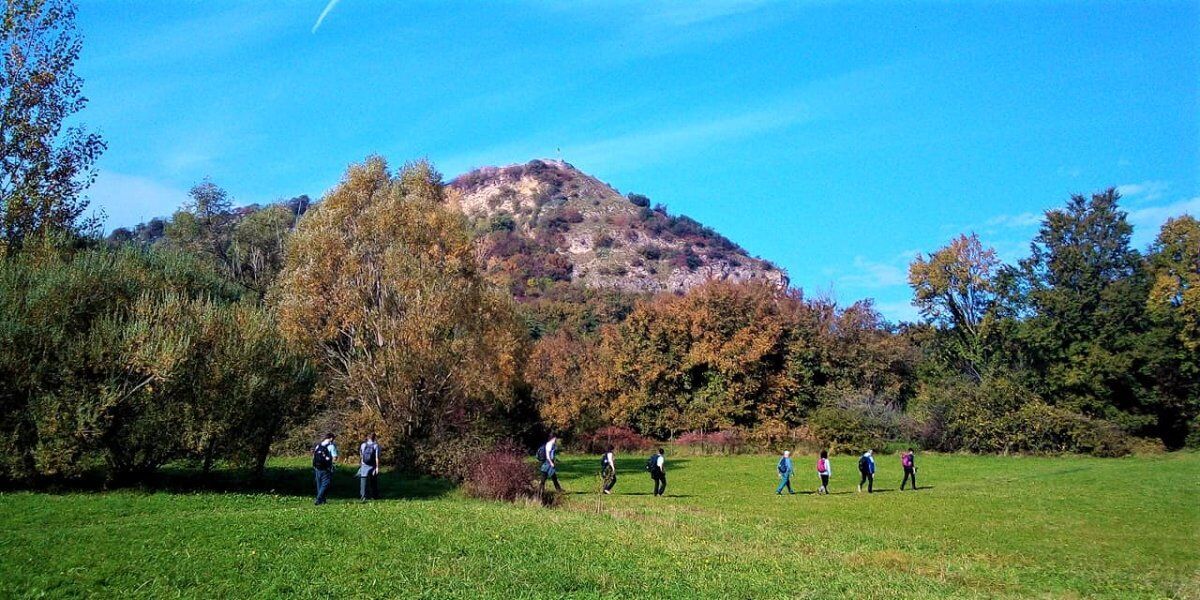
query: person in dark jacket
[
  {"left": 357, "top": 433, "right": 381, "bottom": 501},
  {"left": 857, "top": 449, "right": 875, "bottom": 493},
  {"left": 312, "top": 433, "right": 336, "bottom": 505}
]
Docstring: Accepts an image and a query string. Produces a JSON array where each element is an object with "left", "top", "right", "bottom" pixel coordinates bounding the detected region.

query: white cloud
[
  {"left": 1116, "top": 180, "right": 1170, "bottom": 203},
  {"left": 1128, "top": 195, "right": 1200, "bottom": 247},
  {"left": 87, "top": 172, "right": 189, "bottom": 232},
  {"left": 871, "top": 300, "right": 921, "bottom": 324},
  {"left": 984, "top": 212, "right": 1042, "bottom": 229},
  {"left": 836, "top": 250, "right": 919, "bottom": 290}
]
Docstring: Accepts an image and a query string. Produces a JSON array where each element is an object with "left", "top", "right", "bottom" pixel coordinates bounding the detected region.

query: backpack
[
  {"left": 601, "top": 453, "right": 611, "bottom": 469},
  {"left": 312, "top": 443, "right": 332, "bottom": 470},
  {"left": 858, "top": 455, "right": 870, "bottom": 472},
  {"left": 362, "top": 442, "right": 378, "bottom": 466},
  {"left": 777, "top": 458, "right": 788, "bottom": 474},
  {"left": 817, "top": 458, "right": 827, "bottom": 473},
  {"left": 646, "top": 455, "right": 657, "bottom": 472},
  {"left": 536, "top": 445, "right": 548, "bottom": 463},
  {"left": 902, "top": 453, "right": 913, "bottom": 468}
]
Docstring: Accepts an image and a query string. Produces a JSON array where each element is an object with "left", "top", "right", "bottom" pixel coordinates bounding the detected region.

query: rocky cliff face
[{"left": 448, "top": 159, "right": 787, "bottom": 295}]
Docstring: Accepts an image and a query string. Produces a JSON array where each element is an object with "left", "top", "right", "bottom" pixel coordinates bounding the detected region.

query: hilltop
[{"left": 448, "top": 159, "right": 787, "bottom": 296}]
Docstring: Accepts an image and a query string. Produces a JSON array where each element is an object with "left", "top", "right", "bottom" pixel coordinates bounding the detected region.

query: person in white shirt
[
  {"left": 648, "top": 447, "right": 667, "bottom": 497},
  {"left": 601, "top": 445, "right": 617, "bottom": 494},
  {"left": 538, "top": 435, "right": 563, "bottom": 494}
]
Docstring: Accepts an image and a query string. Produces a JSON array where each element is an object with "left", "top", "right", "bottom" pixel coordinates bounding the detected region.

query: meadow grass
[{"left": 0, "top": 452, "right": 1196, "bottom": 599}]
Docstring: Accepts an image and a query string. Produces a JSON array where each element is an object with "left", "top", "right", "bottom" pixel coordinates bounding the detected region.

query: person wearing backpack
[
  {"left": 776, "top": 450, "right": 795, "bottom": 495},
  {"left": 816, "top": 450, "right": 832, "bottom": 495},
  {"left": 312, "top": 433, "right": 336, "bottom": 505},
  {"left": 857, "top": 449, "right": 875, "bottom": 493},
  {"left": 538, "top": 435, "right": 563, "bottom": 494},
  {"left": 647, "top": 448, "right": 667, "bottom": 496},
  {"left": 357, "top": 433, "right": 382, "bottom": 501},
  {"left": 600, "top": 445, "right": 617, "bottom": 494},
  {"left": 900, "top": 448, "right": 918, "bottom": 491}
]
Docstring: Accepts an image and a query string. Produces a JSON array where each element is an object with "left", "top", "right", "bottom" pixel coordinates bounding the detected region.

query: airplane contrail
[{"left": 312, "top": 0, "right": 342, "bottom": 33}]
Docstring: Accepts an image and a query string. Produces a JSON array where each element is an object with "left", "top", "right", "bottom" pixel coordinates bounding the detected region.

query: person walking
[
  {"left": 776, "top": 450, "right": 795, "bottom": 495},
  {"left": 357, "top": 433, "right": 381, "bottom": 501},
  {"left": 857, "top": 449, "right": 875, "bottom": 493},
  {"left": 816, "top": 449, "right": 832, "bottom": 495},
  {"left": 601, "top": 445, "right": 617, "bottom": 494},
  {"left": 538, "top": 435, "right": 564, "bottom": 494},
  {"left": 312, "top": 433, "right": 336, "bottom": 505},
  {"left": 900, "top": 448, "right": 918, "bottom": 491},
  {"left": 647, "top": 447, "right": 667, "bottom": 497}
]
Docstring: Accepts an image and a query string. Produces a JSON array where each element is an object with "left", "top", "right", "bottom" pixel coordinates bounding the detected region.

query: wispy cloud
[
  {"left": 312, "top": 0, "right": 343, "bottom": 33},
  {"left": 984, "top": 212, "right": 1042, "bottom": 229},
  {"left": 88, "top": 172, "right": 190, "bottom": 231},
  {"left": 438, "top": 60, "right": 914, "bottom": 175},
  {"left": 1128, "top": 195, "right": 1200, "bottom": 247},
  {"left": 1116, "top": 180, "right": 1170, "bottom": 203},
  {"left": 836, "top": 250, "right": 919, "bottom": 290}
]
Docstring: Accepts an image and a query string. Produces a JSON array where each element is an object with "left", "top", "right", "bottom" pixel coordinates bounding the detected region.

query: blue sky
[{"left": 77, "top": 0, "right": 1198, "bottom": 321}]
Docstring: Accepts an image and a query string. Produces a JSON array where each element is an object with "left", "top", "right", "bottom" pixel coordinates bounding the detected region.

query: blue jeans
[
  {"left": 776, "top": 473, "right": 794, "bottom": 494},
  {"left": 314, "top": 468, "right": 332, "bottom": 504}
]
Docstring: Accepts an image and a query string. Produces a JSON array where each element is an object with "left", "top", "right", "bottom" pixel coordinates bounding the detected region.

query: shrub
[
  {"left": 463, "top": 440, "right": 538, "bottom": 502},
  {"left": 627, "top": 193, "right": 650, "bottom": 207},
  {"left": 638, "top": 245, "right": 661, "bottom": 261},
  {"left": 675, "top": 429, "right": 745, "bottom": 455},
  {"left": 577, "top": 426, "right": 653, "bottom": 453}
]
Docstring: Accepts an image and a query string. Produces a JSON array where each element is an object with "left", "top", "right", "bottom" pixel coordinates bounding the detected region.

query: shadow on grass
[{"left": 14, "top": 462, "right": 455, "bottom": 501}]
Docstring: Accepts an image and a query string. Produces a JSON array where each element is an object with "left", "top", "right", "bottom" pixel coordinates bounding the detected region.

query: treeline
[{"left": 526, "top": 190, "right": 1199, "bottom": 455}]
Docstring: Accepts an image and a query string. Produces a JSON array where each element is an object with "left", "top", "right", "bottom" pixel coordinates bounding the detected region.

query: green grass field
[{"left": 1, "top": 452, "right": 1197, "bottom": 599}]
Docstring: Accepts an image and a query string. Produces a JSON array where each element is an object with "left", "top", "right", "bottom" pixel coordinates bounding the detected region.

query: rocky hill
[{"left": 448, "top": 159, "right": 787, "bottom": 296}]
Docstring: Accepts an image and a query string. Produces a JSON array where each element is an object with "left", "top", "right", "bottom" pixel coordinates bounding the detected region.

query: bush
[
  {"left": 576, "top": 426, "right": 652, "bottom": 453},
  {"left": 807, "top": 406, "right": 890, "bottom": 454},
  {"left": 627, "top": 193, "right": 650, "bottom": 207},
  {"left": 463, "top": 440, "right": 538, "bottom": 503},
  {"left": 675, "top": 430, "right": 745, "bottom": 455},
  {"left": 638, "top": 245, "right": 661, "bottom": 261}
]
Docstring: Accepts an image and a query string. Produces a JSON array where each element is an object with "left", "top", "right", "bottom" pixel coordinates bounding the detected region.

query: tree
[
  {"left": 272, "top": 157, "right": 525, "bottom": 466},
  {"left": 0, "top": 0, "right": 104, "bottom": 255},
  {"left": 1006, "top": 189, "right": 1153, "bottom": 434},
  {"left": 908, "top": 233, "right": 1000, "bottom": 381},
  {"left": 1143, "top": 215, "right": 1200, "bottom": 448},
  {"left": 228, "top": 203, "right": 293, "bottom": 293},
  {"left": 164, "top": 179, "right": 234, "bottom": 264}
]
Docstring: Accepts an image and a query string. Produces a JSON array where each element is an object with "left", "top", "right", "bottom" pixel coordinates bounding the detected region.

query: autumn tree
[
  {"left": 0, "top": 0, "right": 104, "bottom": 255},
  {"left": 272, "top": 157, "right": 525, "bottom": 465},
  {"left": 1143, "top": 215, "right": 1200, "bottom": 448},
  {"left": 228, "top": 203, "right": 294, "bottom": 293},
  {"left": 909, "top": 233, "right": 1000, "bottom": 381}
]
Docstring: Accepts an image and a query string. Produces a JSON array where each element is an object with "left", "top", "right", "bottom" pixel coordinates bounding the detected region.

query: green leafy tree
[
  {"left": 909, "top": 233, "right": 1000, "bottom": 381},
  {"left": 1005, "top": 189, "right": 1153, "bottom": 435},
  {"left": 0, "top": 0, "right": 105, "bottom": 255}
]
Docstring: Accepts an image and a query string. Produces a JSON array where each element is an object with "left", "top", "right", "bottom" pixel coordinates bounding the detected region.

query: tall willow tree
[{"left": 272, "top": 157, "right": 525, "bottom": 464}]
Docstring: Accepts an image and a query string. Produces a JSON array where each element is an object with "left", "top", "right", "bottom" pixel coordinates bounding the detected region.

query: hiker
[
  {"left": 601, "top": 445, "right": 617, "bottom": 494},
  {"left": 357, "top": 433, "right": 381, "bottom": 501},
  {"left": 312, "top": 433, "right": 336, "bottom": 505},
  {"left": 816, "top": 449, "right": 831, "bottom": 495},
  {"left": 647, "top": 447, "right": 667, "bottom": 497},
  {"left": 900, "top": 448, "right": 917, "bottom": 491},
  {"left": 857, "top": 449, "right": 875, "bottom": 493},
  {"left": 776, "top": 450, "right": 795, "bottom": 495},
  {"left": 537, "top": 435, "right": 563, "bottom": 494}
]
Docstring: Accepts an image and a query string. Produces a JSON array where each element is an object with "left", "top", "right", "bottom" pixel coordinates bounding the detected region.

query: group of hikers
[
  {"left": 311, "top": 432, "right": 381, "bottom": 505},
  {"left": 310, "top": 432, "right": 918, "bottom": 503},
  {"left": 775, "top": 447, "right": 919, "bottom": 495}
]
